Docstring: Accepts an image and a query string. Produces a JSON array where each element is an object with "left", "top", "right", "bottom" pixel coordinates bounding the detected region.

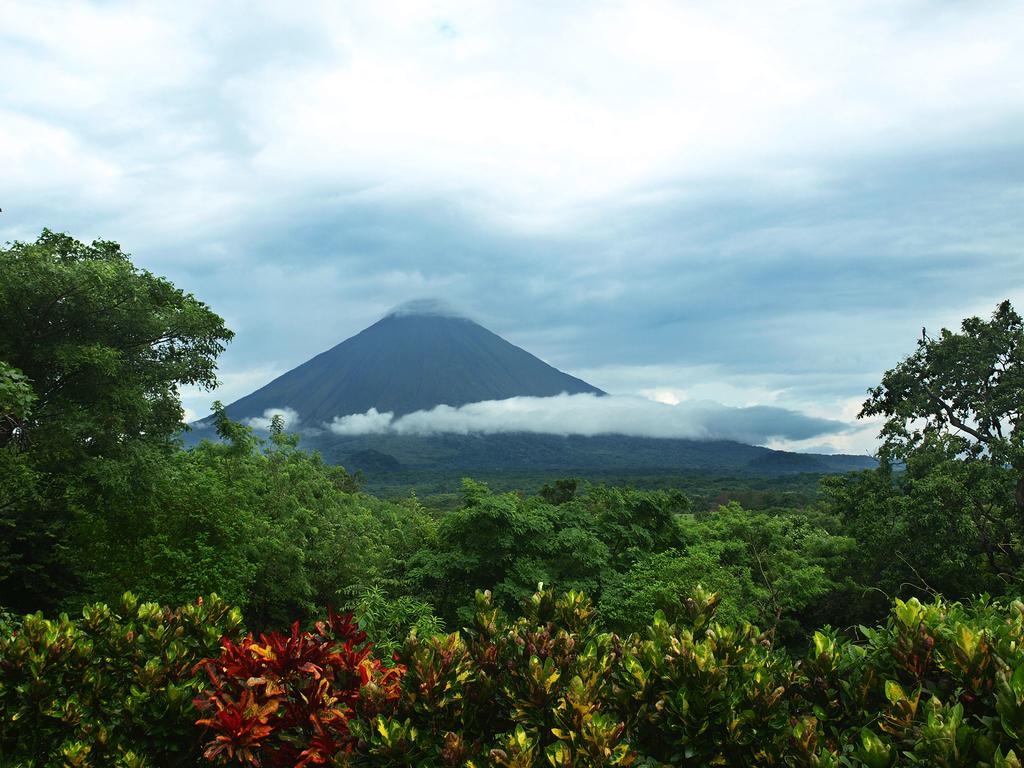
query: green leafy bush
[
  {"left": 614, "top": 587, "right": 793, "bottom": 764},
  {"left": 792, "top": 595, "right": 1024, "bottom": 767},
  {"left": 367, "top": 587, "right": 1024, "bottom": 767},
  {"left": 353, "top": 586, "right": 444, "bottom": 657},
  {"left": 4, "top": 589, "right": 1023, "bottom": 767},
  {"left": 362, "top": 587, "right": 636, "bottom": 766},
  {"left": 0, "top": 592, "right": 242, "bottom": 767}
]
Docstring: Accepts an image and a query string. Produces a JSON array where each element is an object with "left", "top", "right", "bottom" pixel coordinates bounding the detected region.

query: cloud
[
  {"left": 243, "top": 406, "right": 300, "bottom": 431},
  {"left": 179, "top": 365, "right": 286, "bottom": 426},
  {"left": 324, "top": 393, "right": 848, "bottom": 445},
  {"left": 385, "top": 298, "right": 467, "bottom": 319},
  {"left": 2, "top": 1, "right": 1022, "bottom": 455},
  {"left": 327, "top": 407, "right": 394, "bottom": 436}
]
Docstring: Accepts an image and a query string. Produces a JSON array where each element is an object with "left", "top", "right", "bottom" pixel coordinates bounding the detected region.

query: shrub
[
  {"left": 5, "top": 589, "right": 1024, "bottom": 767},
  {"left": 0, "top": 592, "right": 242, "bottom": 767},
  {"left": 362, "top": 588, "right": 635, "bottom": 766},
  {"left": 614, "top": 587, "right": 793, "bottom": 764},
  {"left": 352, "top": 586, "right": 444, "bottom": 658},
  {"left": 195, "top": 608, "right": 403, "bottom": 766},
  {"left": 365, "top": 587, "right": 1024, "bottom": 767},
  {"left": 792, "top": 595, "right": 1024, "bottom": 766}
]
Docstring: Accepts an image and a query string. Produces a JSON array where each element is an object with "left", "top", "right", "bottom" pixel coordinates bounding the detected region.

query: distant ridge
[
  {"left": 326, "top": 432, "right": 876, "bottom": 477},
  {"left": 217, "top": 301, "right": 604, "bottom": 427}
]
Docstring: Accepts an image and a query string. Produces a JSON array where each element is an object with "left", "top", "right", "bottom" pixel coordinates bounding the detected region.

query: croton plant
[{"left": 2, "top": 588, "right": 1023, "bottom": 766}]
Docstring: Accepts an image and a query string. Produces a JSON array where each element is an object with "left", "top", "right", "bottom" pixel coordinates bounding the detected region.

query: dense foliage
[
  {"left": 0, "top": 593, "right": 242, "bottom": 766},
  {"left": 599, "top": 502, "right": 853, "bottom": 640},
  {"left": 3, "top": 589, "right": 1023, "bottom": 766},
  {"left": 408, "top": 480, "right": 689, "bottom": 626},
  {"left": 208, "top": 586, "right": 1024, "bottom": 767},
  {"left": 0, "top": 230, "right": 233, "bottom": 612},
  {"left": 195, "top": 609, "right": 402, "bottom": 766},
  {"left": 817, "top": 302, "right": 1024, "bottom": 625},
  {"left": 65, "top": 405, "right": 434, "bottom": 631}
]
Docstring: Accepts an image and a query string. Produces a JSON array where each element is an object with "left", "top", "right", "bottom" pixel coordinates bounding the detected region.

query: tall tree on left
[{"left": 0, "top": 229, "right": 233, "bottom": 611}]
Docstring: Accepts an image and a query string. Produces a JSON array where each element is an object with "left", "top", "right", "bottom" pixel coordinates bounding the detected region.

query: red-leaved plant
[{"left": 194, "top": 609, "right": 404, "bottom": 766}]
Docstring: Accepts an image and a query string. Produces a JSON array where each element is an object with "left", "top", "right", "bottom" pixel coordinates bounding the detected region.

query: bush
[
  {"left": 352, "top": 586, "right": 444, "bottom": 658},
  {"left": 361, "top": 588, "right": 1024, "bottom": 767},
  {"left": 4, "top": 589, "right": 1023, "bottom": 766},
  {"left": 0, "top": 592, "right": 242, "bottom": 767},
  {"left": 194, "top": 608, "right": 403, "bottom": 766},
  {"left": 793, "top": 595, "right": 1024, "bottom": 767}
]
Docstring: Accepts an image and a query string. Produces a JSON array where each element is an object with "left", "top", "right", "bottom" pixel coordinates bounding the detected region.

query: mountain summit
[{"left": 219, "top": 301, "right": 604, "bottom": 427}]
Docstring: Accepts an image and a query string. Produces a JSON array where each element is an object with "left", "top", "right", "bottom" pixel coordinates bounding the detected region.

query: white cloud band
[{"left": 323, "top": 393, "right": 847, "bottom": 444}]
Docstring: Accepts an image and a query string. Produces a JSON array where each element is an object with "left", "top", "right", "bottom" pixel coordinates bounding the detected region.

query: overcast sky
[{"left": 3, "top": 1, "right": 1023, "bottom": 454}]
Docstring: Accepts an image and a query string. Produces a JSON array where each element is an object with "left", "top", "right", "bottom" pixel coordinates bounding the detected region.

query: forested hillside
[{"left": 2, "top": 231, "right": 1023, "bottom": 765}]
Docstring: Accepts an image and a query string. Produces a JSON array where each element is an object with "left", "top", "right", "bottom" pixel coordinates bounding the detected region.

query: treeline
[{"left": 356, "top": 468, "right": 824, "bottom": 514}]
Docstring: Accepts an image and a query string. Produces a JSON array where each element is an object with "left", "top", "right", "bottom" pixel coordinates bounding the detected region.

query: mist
[
  {"left": 243, "top": 407, "right": 301, "bottom": 431},
  {"left": 322, "top": 393, "right": 848, "bottom": 445}
]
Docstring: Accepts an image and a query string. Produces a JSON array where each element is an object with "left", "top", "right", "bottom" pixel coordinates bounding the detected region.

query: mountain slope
[
  {"left": 320, "top": 432, "right": 876, "bottom": 475},
  {"left": 219, "top": 307, "right": 603, "bottom": 426}
]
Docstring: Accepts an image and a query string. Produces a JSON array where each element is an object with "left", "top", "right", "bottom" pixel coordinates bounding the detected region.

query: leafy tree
[
  {"left": 410, "top": 481, "right": 688, "bottom": 625},
  {"left": 580, "top": 485, "right": 689, "bottom": 571},
  {"left": 66, "top": 404, "right": 437, "bottom": 631},
  {"left": 0, "top": 229, "right": 232, "bottom": 463},
  {"left": 599, "top": 547, "right": 754, "bottom": 630},
  {"left": 64, "top": 436, "right": 260, "bottom": 613},
  {"left": 409, "top": 479, "right": 593, "bottom": 623},
  {"left": 0, "top": 363, "right": 40, "bottom": 603},
  {"left": 862, "top": 300, "right": 1024, "bottom": 565},
  {"left": 538, "top": 477, "right": 578, "bottom": 505},
  {"left": 821, "top": 300, "right": 1024, "bottom": 611},
  {"left": 0, "top": 229, "right": 233, "bottom": 610},
  {"left": 821, "top": 457, "right": 1010, "bottom": 624},
  {"left": 863, "top": 300, "right": 1023, "bottom": 473},
  {"left": 601, "top": 502, "right": 851, "bottom": 639},
  {"left": 693, "top": 503, "right": 853, "bottom": 639},
  {"left": 0, "top": 362, "right": 34, "bottom": 450}
]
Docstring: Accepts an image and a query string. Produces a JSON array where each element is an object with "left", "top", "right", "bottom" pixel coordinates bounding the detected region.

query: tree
[
  {"left": 0, "top": 362, "right": 34, "bottom": 450},
  {"left": 409, "top": 481, "right": 689, "bottom": 625},
  {"left": 819, "top": 301, "right": 1024, "bottom": 614},
  {"left": 65, "top": 404, "right": 421, "bottom": 631},
  {"left": 599, "top": 546, "right": 754, "bottom": 632},
  {"left": 601, "top": 502, "right": 851, "bottom": 639},
  {"left": 0, "top": 363, "right": 40, "bottom": 602},
  {"left": 863, "top": 300, "right": 1023, "bottom": 498},
  {"left": 409, "top": 479, "right": 579, "bottom": 623},
  {"left": 538, "top": 477, "right": 579, "bottom": 505},
  {"left": 819, "top": 458, "right": 1005, "bottom": 623},
  {"left": 0, "top": 230, "right": 233, "bottom": 610},
  {"left": 859, "top": 299, "right": 1024, "bottom": 582},
  {"left": 581, "top": 485, "right": 689, "bottom": 571},
  {"left": 0, "top": 229, "right": 233, "bottom": 464}
]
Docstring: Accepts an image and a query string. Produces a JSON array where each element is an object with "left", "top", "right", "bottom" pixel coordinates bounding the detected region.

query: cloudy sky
[{"left": 3, "top": 1, "right": 1023, "bottom": 454}]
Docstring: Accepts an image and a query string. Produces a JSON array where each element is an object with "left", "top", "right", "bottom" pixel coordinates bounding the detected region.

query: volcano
[
  {"left": 202, "top": 301, "right": 876, "bottom": 481},
  {"left": 218, "top": 301, "right": 603, "bottom": 426}
]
